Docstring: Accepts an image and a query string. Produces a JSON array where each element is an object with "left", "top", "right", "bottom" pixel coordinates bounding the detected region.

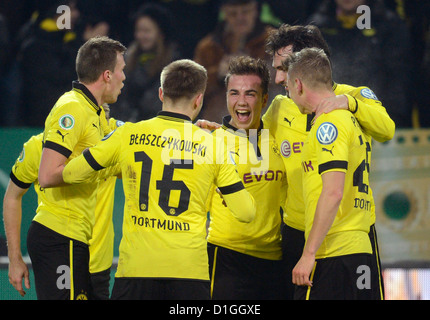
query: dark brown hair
[
  {"left": 76, "top": 36, "right": 126, "bottom": 84},
  {"left": 224, "top": 56, "right": 270, "bottom": 95},
  {"left": 265, "top": 24, "right": 330, "bottom": 59}
]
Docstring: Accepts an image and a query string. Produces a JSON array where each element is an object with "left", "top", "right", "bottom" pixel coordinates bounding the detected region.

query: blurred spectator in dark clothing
[
  {"left": 264, "top": 0, "right": 310, "bottom": 25},
  {"left": 16, "top": 1, "right": 81, "bottom": 127},
  {"left": 0, "top": 13, "right": 9, "bottom": 73},
  {"left": 112, "top": 3, "right": 182, "bottom": 122},
  {"left": 416, "top": 24, "right": 430, "bottom": 127},
  {"left": 73, "top": 0, "right": 128, "bottom": 45},
  {"left": 76, "top": 0, "right": 219, "bottom": 59},
  {"left": 146, "top": 0, "right": 220, "bottom": 59},
  {"left": 401, "top": 1, "right": 430, "bottom": 127},
  {"left": 194, "top": 0, "right": 282, "bottom": 123},
  {"left": 0, "top": 13, "right": 16, "bottom": 127},
  {"left": 307, "top": 0, "right": 414, "bottom": 128},
  {"left": 73, "top": 12, "right": 110, "bottom": 46}
]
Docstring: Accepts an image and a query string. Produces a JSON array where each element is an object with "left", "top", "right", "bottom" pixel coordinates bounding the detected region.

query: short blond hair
[
  {"left": 284, "top": 48, "right": 332, "bottom": 90},
  {"left": 160, "top": 59, "right": 207, "bottom": 100}
]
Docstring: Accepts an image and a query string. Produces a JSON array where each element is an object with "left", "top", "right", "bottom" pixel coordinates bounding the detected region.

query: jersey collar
[
  {"left": 72, "top": 81, "right": 102, "bottom": 115},
  {"left": 157, "top": 111, "right": 192, "bottom": 123},
  {"left": 332, "top": 81, "right": 338, "bottom": 91},
  {"left": 221, "top": 115, "right": 263, "bottom": 138}
]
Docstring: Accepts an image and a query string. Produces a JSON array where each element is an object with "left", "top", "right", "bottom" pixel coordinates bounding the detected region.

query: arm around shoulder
[
  {"left": 217, "top": 182, "right": 256, "bottom": 223},
  {"left": 62, "top": 150, "right": 103, "bottom": 184},
  {"left": 345, "top": 92, "right": 395, "bottom": 142}
]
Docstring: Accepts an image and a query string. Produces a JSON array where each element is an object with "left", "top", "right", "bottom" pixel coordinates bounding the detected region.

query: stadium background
[{"left": 1, "top": 0, "right": 430, "bottom": 300}]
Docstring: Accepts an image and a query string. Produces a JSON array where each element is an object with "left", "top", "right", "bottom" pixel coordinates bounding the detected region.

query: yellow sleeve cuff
[{"left": 345, "top": 94, "right": 358, "bottom": 114}]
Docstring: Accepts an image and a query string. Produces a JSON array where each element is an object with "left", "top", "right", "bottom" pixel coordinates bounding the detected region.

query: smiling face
[{"left": 226, "top": 74, "right": 268, "bottom": 130}]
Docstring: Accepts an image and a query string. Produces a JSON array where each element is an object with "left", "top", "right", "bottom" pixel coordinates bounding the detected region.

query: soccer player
[
  {"left": 61, "top": 59, "right": 257, "bottom": 300},
  {"left": 3, "top": 105, "right": 124, "bottom": 299},
  {"left": 206, "top": 56, "right": 287, "bottom": 299},
  {"left": 286, "top": 47, "right": 378, "bottom": 299},
  {"left": 263, "top": 24, "right": 394, "bottom": 299},
  {"left": 28, "top": 36, "right": 126, "bottom": 299},
  {"left": 3, "top": 133, "right": 43, "bottom": 298}
]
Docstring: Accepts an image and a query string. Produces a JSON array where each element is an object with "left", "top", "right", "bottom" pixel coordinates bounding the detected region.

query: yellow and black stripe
[
  {"left": 369, "top": 224, "right": 385, "bottom": 300},
  {"left": 157, "top": 111, "right": 192, "bottom": 123},
  {"left": 72, "top": 81, "right": 101, "bottom": 115},
  {"left": 305, "top": 262, "right": 317, "bottom": 300}
]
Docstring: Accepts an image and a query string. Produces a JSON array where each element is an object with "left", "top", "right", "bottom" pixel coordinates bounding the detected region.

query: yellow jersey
[
  {"left": 88, "top": 117, "right": 124, "bottom": 273},
  {"left": 262, "top": 83, "right": 395, "bottom": 231},
  {"left": 63, "top": 111, "right": 256, "bottom": 281},
  {"left": 35, "top": 81, "right": 106, "bottom": 244},
  {"left": 302, "top": 110, "right": 372, "bottom": 258},
  {"left": 10, "top": 133, "right": 45, "bottom": 200},
  {"left": 207, "top": 117, "right": 287, "bottom": 260}
]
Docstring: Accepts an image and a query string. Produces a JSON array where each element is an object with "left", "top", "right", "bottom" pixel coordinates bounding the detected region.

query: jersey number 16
[{"left": 135, "top": 151, "right": 193, "bottom": 216}]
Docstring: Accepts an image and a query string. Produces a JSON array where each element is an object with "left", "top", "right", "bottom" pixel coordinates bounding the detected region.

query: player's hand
[
  {"left": 195, "top": 119, "right": 221, "bottom": 133},
  {"left": 8, "top": 258, "right": 30, "bottom": 297},
  {"left": 216, "top": 188, "right": 227, "bottom": 207},
  {"left": 315, "top": 95, "right": 348, "bottom": 119},
  {"left": 292, "top": 252, "right": 315, "bottom": 287}
]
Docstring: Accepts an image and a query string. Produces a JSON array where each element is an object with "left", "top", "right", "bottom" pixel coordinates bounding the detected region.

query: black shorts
[
  {"left": 27, "top": 221, "right": 90, "bottom": 300},
  {"left": 282, "top": 223, "right": 385, "bottom": 300},
  {"left": 281, "top": 223, "right": 306, "bottom": 300},
  {"left": 89, "top": 268, "right": 111, "bottom": 300},
  {"left": 208, "top": 243, "right": 285, "bottom": 300},
  {"left": 294, "top": 253, "right": 379, "bottom": 300},
  {"left": 110, "top": 277, "right": 210, "bottom": 300}
]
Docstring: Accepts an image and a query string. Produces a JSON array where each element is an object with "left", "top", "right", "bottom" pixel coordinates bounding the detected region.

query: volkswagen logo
[{"left": 316, "top": 122, "right": 338, "bottom": 145}]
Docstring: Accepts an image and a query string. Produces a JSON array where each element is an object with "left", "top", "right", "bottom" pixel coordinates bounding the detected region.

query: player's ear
[
  {"left": 262, "top": 93, "right": 269, "bottom": 109},
  {"left": 158, "top": 87, "right": 164, "bottom": 102},
  {"left": 103, "top": 70, "right": 111, "bottom": 82},
  {"left": 194, "top": 92, "right": 204, "bottom": 110},
  {"left": 295, "top": 78, "right": 303, "bottom": 95}
]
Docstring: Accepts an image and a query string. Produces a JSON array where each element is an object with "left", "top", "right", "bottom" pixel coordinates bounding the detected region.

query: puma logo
[
  {"left": 284, "top": 117, "right": 294, "bottom": 126},
  {"left": 56, "top": 130, "right": 69, "bottom": 142},
  {"left": 322, "top": 146, "right": 334, "bottom": 156},
  {"left": 228, "top": 150, "right": 238, "bottom": 165}
]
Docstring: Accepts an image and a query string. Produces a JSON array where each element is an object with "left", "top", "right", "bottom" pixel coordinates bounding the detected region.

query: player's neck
[
  {"left": 160, "top": 93, "right": 202, "bottom": 121},
  {"left": 308, "top": 90, "right": 336, "bottom": 114},
  {"left": 162, "top": 104, "right": 195, "bottom": 121},
  {"left": 81, "top": 81, "right": 104, "bottom": 106}
]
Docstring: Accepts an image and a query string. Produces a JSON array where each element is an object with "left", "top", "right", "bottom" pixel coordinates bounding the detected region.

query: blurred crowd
[{"left": 0, "top": 0, "right": 429, "bottom": 128}]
